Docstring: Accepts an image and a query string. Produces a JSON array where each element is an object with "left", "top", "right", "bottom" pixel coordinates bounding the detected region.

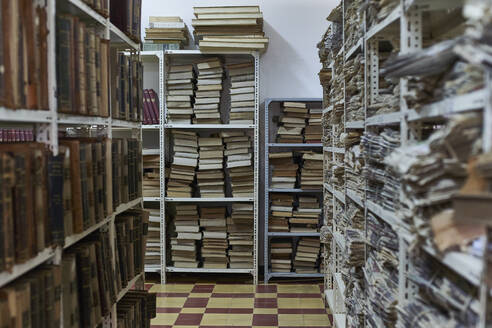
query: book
[
  {"left": 293, "top": 237, "right": 320, "bottom": 273},
  {"left": 270, "top": 239, "right": 292, "bottom": 272},
  {"left": 200, "top": 207, "right": 228, "bottom": 268},
  {"left": 117, "top": 290, "right": 156, "bottom": 328},
  {"left": 300, "top": 152, "right": 323, "bottom": 190},
  {"left": 197, "top": 136, "right": 225, "bottom": 197},
  {"left": 193, "top": 58, "right": 223, "bottom": 124},
  {"left": 110, "top": 0, "right": 142, "bottom": 43},
  {"left": 227, "top": 62, "right": 255, "bottom": 124},
  {"left": 171, "top": 205, "right": 199, "bottom": 267},
  {"left": 227, "top": 203, "right": 253, "bottom": 268},
  {"left": 166, "top": 64, "right": 195, "bottom": 123},
  {"left": 221, "top": 132, "right": 254, "bottom": 197},
  {"left": 145, "top": 16, "right": 189, "bottom": 49},
  {"left": 269, "top": 152, "right": 298, "bottom": 189},
  {"left": 143, "top": 155, "right": 160, "bottom": 197}
]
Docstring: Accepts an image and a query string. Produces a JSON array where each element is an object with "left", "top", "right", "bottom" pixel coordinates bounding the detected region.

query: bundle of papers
[
  {"left": 300, "top": 152, "right": 323, "bottom": 190},
  {"left": 269, "top": 193, "right": 294, "bottom": 232},
  {"left": 145, "top": 16, "right": 189, "bottom": 48},
  {"left": 290, "top": 196, "right": 321, "bottom": 233},
  {"left": 227, "top": 203, "right": 253, "bottom": 268},
  {"left": 276, "top": 102, "right": 308, "bottom": 143},
  {"left": 270, "top": 239, "right": 292, "bottom": 272},
  {"left": 293, "top": 238, "right": 320, "bottom": 273},
  {"left": 143, "top": 155, "right": 160, "bottom": 197}
]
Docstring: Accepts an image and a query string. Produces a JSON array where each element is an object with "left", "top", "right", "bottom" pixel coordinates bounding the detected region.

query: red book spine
[
  {"left": 149, "top": 89, "right": 159, "bottom": 124},
  {"left": 144, "top": 89, "right": 157, "bottom": 124},
  {"left": 142, "top": 89, "right": 151, "bottom": 124}
]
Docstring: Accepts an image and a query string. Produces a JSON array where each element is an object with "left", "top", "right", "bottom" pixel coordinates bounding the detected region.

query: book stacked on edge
[
  {"left": 143, "top": 89, "right": 160, "bottom": 124},
  {"left": 290, "top": 197, "right": 321, "bottom": 232},
  {"left": 110, "top": 0, "right": 142, "bottom": 43},
  {"left": 293, "top": 237, "right": 321, "bottom": 273},
  {"left": 227, "top": 62, "right": 255, "bottom": 124},
  {"left": 171, "top": 205, "right": 200, "bottom": 268},
  {"left": 223, "top": 132, "right": 254, "bottom": 197},
  {"left": 194, "top": 58, "right": 224, "bottom": 124},
  {"left": 276, "top": 102, "right": 308, "bottom": 143},
  {"left": 197, "top": 136, "right": 225, "bottom": 198},
  {"left": 145, "top": 16, "right": 189, "bottom": 48},
  {"left": 269, "top": 193, "right": 294, "bottom": 232},
  {"left": 167, "top": 131, "right": 198, "bottom": 198},
  {"left": 227, "top": 203, "right": 254, "bottom": 268},
  {"left": 192, "top": 6, "right": 269, "bottom": 52},
  {"left": 166, "top": 64, "right": 195, "bottom": 123},
  {"left": 269, "top": 152, "right": 298, "bottom": 189},
  {"left": 300, "top": 152, "right": 323, "bottom": 190},
  {"left": 143, "top": 155, "right": 160, "bottom": 197},
  {"left": 200, "top": 207, "right": 229, "bottom": 268},
  {"left": 305, "top": 108, "right": 323, "bottom": 143},
  {"left": 270, "top": 239, "right": 293, "bottom": 272},
  {"left": 112, "top": 53, "right": 143, "bottom": 122}
]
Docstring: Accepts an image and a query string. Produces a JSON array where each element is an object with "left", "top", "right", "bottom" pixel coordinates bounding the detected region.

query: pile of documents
[
  {"left": 343, "top": 134, "right": 364, "bottom": 198},
  {"left": 144, "top": 207, "right": 160, "bottom": 267},
  {"left": 343, "top": 0, "right": 363, "bottom": 51},
  {"left": 167, "top": 131, "right": 198, "bottom": 197},
  {"left": 145, "top": 16, "right": 189, "bottom": 48},
  {"left": 270, "top": 239, "right": 292, "bottom": 272},
  {"left": 344, "top": 54, "right": 364, "bottom": 121},
  {"left": 344, "top": 201, "right": 364, "bottom": 230},
  {"left": 197, "top": 136, "right": 225, "bottom": 198},
  {"left": 223, "top": 131, "right": 253, "bottom": 197},
  {"left": 290, "top": 196, "right": 321, "bottom": 233},
  {"left": 143, "top": 155, "right": 160, "bottom": 197},
  {"left": 227, "top": 62, "right": 255, "bottom": 124},
  {"left": 166, "top": 64, "right": 195, "bottom": 123},
  {"left": 194, "top": 58, "right": 223, "bottom": 124},
  {"left": 192, "top": 6, "right": 269, "bottom": 52},
  {"left": 293, "top": 238, "right": 321, "bottom": 273},
  {"left": 171, "top": 205, "right": 200, "bottom": 268},
  {"left": 269, "top": 193, "right": 293, "bottom": 232},
  {"left": 269, "top": 152, "right": 298, "bottom": 189},
  {"left": 275, "top": 102, "right": 308, "bottom": 143},
  {"left": 305, "top": 107, "right": 323, "bottom": 143},
  {"left": 345, "top": 229, "right": 365, "bottom": 268},
  {"left": 366, "top": 0, "right": 399, "bottom": 29},
  {"left": 300, "top": 152, "right": 323, "bottom": 190},
  {"left": 200, "top": 207, "right": 228, "bottom": 268},
  {"left": 227, "top": 203, "right": 253, "bottom": 268}
]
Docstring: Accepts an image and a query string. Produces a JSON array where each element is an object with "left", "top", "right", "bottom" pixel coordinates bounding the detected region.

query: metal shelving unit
[
  {"left": 321, "top": 0, "right": 492, "bottom": 327},
  {"left": 0, "top": 1, "right": 144, "bottom": 327},
  {"left": 160, "top": 50, "right": 260, "bottom": 284},
  {"left": 263, "top": 98, "right": 323, "bottom": 283}
]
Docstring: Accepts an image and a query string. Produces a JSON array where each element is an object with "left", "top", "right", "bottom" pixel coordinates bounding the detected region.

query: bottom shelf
[
  {"left": 166, "top": 267, "right": 254, "bottom": 274},
  {"left": 324, "top": 289, "right": 346, "bottom": 328},
  {"left": 117, "top": 272, "right": 145, "bottom": 302},
  {"left": 145, "top": 264, "right": 161, "bottom": 273},
  {"left": 268, "top": 272, "right": 323, "bottom": 279}
]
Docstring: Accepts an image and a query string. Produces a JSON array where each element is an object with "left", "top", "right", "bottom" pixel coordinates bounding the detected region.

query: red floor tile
[
  {"left": 252, "top": 314, "right": 279, "bottom": 326},
  {"left": 174, "top": 313, "right": 204, "bottom": 325},
  {"left": 183, "top": 297, "right": 209, "bottom": 308}
]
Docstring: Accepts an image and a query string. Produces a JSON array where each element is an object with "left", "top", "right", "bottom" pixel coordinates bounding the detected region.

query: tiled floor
[{"left": 146, "top": 283, "right": 332, "bottom": 328}]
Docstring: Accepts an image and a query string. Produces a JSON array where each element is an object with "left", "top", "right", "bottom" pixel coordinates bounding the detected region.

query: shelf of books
[
  {"left": 319, "top": 0, "right": 492, "bottom": 326},
  {"left": 161, "top": 50, "right": 260, "bottom": 284},
  {"left": 263, "top": 98, "right": 324, "bottom": 283},
  {"left": 0, "top": 0, "right": 157, "bottom": 327}
]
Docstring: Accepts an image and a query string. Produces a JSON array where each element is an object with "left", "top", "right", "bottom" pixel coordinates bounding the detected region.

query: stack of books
[
  {"left": 271, "top": 239, "right": 293, "bottom": 272},
  {"left": 227, "top": 203, "right": 254, "bottom": 268},
  {"left": 167, "top": 131, "right": 198, "bottom": 197},
  {"left": 305, "top": 108, "right": 323, "bottom": 143},
  {"left": 200, "top": 207, "right": 229, "bottom": 268},
  {"left": 269, "top": 152, "right": 298, "bottom": 189},
  {"left": 192, "top": 6, "right": 269, "bottom": 52},
  {"left": 143, "top": 155, "right": 160, "bottom": 198},
  {"left": 194, "top": 58, "right": 223, "bottom": 124},
  {"left": 293, "top": 237, "right": 321, "bottom": 273},
  {"left": 300, "top": 152, "right": 323, "bottom": 190},
  {"left": 290, "top": 197, "right": 321, "bottom": 232},
  {"left": 269, "top": 193, "right": 294, "bottom": 232},
  {"left": 144, "top": 208, "right": 160, "bottom": 267},
  {"left": 276, "top": 102, "right": 308, "bottom": 143},
  {"left": 223, "top": 132, "right": 254, "bottom": 197},
  {"left": 227, "top": 62, "right": 255, "bottom": 124},
  {"left": 117, "top": 290, "right": 157, "bottom": 328},
  {"left": 144, "top": 16, "right": 189, "bottom": 48},
  {"left": 197, "top": 136, "right": 225, "bottom": 197},
  {"left": 166, "top": 64, "right": 195, "bottom": 123},
  {"left": 171, "top": 205, "right": 200, "bottom": 268}
]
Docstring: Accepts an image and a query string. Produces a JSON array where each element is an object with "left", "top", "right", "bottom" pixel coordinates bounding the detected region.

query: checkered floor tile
[{"left": 146, "top": 283, "right": 332, "bottom": 327}]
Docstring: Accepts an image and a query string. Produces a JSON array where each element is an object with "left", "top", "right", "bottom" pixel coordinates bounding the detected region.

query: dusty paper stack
[
  {"left": 270, "top": 239, "right": 293, "bottom": 272},
  {"left": 344, "top": 53, "right": 364, "bottom": 121},
  {"left": 223, "top": 131, "right": 254, "bottom": 197},
  {"left": 200, "top": 207, "right": 229, "bottom": 268},
  {"left": 166, "top": 64, "right": 195, "bottom": 123},
  {"left": 167, "top": 131, "right": 198, "bottom": 197},
  {"left": 276, "top": 102, "right": 308, "bottom": 143},
  {"left": 143, "top": 155, "right": 160, "bottom": 197},
  {"left": 194, "top": 58, "right": 224, "bottom": 124},
  {"left": 290, "top": 196, "right": 321, "bottom": 233},
  {"left": 227, "top": 203, "right": 254, "bottom": 268},
  {"left": 343, "top": 0, "right": 363, "bottom": 50},
  {"left": 144, "top": 207, "right": 160, "bottom": 267},
  {"left": 343, "top": 131, "right": 364, "bottom": 198},
  {"left": 145, "top": 16, "right": 189, "bottom": 48},
  {"left": 171, "top": 205, "right": 200, "bottom": 268},
  {"left": 197, "top": 136, "right": 225, "bottom": 198},
  {"left": 227, "top": 62, "right": 255, "bottom": 124},
  {"left": 269, "top": 152, "right": 298, "bottom": 189},
  {"left": 368, "top": 50, "right": 400, "bottom": 117},
  {"left": 192, "top": 6, "right": 269, "bottom": 52},
  {"left": 300, "top": 152, "right": 323, "bottom": 190},
  {"left": 305, "top": 107, "right": 323, "bottom": 143},
  {"left": 293, "top": 237, "right": 321, "bottom": 273},
  {"left": 269, "top": 193, "right": 294, "bottom": 232},
  {"left": 366, "top": 0, "right": 399, "bottom": 29}
]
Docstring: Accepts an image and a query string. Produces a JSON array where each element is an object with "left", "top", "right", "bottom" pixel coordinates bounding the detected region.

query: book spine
[
  {"left": 56, "top": 15, "right": 73, "bottom": 113},
  {"left": 60, "top": 146, "right": 74, "bottom": 239},
  {"left": 88, "top": 245, "right": 102, "bottom": 322},
  {"left": 103, "top": 138, "right": 113, "bottom": 216},
  {"left": 122, "top": 140, "right": 129, "bottom": 204},
  {"left": 87, "top": 29, "right": 98, "bottom": 116},
  {"left": 95, "top": 36, "right": 102, "bottom": 116},
  {"left": 149, "top": 90, "right": 159, "bottom": 124},
  {"left": 144, "top": 90, "right": 156, "bottom": 124},
  {"left": 86, "top": 144, "right": 96, "bottom": 226},
  {"left": 21, "top": 0, "right": 38, "bottom": 109},
  {"left": 142, "top": 89, "right": 150, "bottom": 124},
  {"left": 32, "top": 148, "right": 47, "bottom": 251},
  {"left": 0, "top": 1, "right": 4, "bottom": 107},
  {"left": 76, "top": 247, "right": 95, "bottom": 327},
  {"left": 0, "top": 154, "right": 4, "bottom": 272},
  {"left": 100, "top": 40, "right": 109, "bottom": 117},
  {"left": 75, "top": 20, "right": 87, "bottom": 114},
  {"left": 48, "top": 154, "right": 65, "bottom": 245},
  {"left": 111, "top": 140, "right": 120, "bottom": 209},
  {"left": 79, "top": 144, "right": 90, "bottom": 230},
  {"left": 118, "top": 53, "right": 127, "bottom": 120},
  {"left": 36, "top": 5, "right": 49, "bottom": 110}
]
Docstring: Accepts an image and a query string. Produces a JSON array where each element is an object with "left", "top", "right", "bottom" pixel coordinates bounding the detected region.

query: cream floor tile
[
  {"left": 302, "top": 314, "right": 331, "bottom": 325},
  {"left": 253, "top": 308, "right": 278, "bottom": 314},
  {"left": 200, "top": 313, "right": 230, "bottom": 325},
  {"left": 188, "top": 293, "right": 212, "bottom": 298},
  {"left": 206, "top": 297, "right": 232, "bottom": 308},
  {"left": 149, "top": 284, "right": 194, "bottom": 293},
  {"left": 181, "top": 308, "right": 206, "bottom": 314},
  {"left": 278, "top": 314, "right": 305, "bottom": 326},
  {"left": 276, "top": 284, "right": 321, "bottom": 293},
  {"left": 151, "top": 313, "right": 179, "bottom": 325},
  {"left": 255, "top": 293, "right": 277, "bottom": 298},
  {"left": 227, "top": 314, "right": 253, "bottom": 326},
  {"left": 277, "top": 298, "right": 325, "bottom": 309},
  {"left": 156, "top": 297, "right": 187, "bottom": 308},
  {"left": 213, "top": 284, "right": 255, "bottom": 293},
  {"left": 230, "top": 297, "right": 254, "bottom": 308}
]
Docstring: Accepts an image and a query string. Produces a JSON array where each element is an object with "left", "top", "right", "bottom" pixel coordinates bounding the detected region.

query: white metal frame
[
  {"left": 160, "top": 50, "right": 260, "bottom": 284},
  {"left": 0, "top": 0, "right": 144, "bottom": 327}
]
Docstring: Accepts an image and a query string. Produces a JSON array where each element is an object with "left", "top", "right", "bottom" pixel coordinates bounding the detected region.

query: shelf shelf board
[
  {"left": 143, "top": 197, "right": 161, "bottom": 202},
  {"left": 140, "top": 50, "right": 161, "bottom": 57},
  {"left": 268, "top": 232, "right": 320, "bottom": 237},
  {"left": 57, "top": 113, "right": 109, "bottom": 126},
  {"left": 323, "top": 106, "right": 333, "bottom": 114},
  {"left": 166, "top": 267, "right": 253, "bottom": 274},
  {"left": 345, "top": 120, "right": 364, "bottom": 129},
  {"left": 333, "top": 189, "right": 345, "bottom": 204},
  {"left": 142, "top": 149, "right": 159, "bottom": 155},
  {"left": 65, "top": 0, "right": 107, "bottom": 26},
  {"left": 366, "top": 200, "right": 399, "bottom": 231},
  {"left": 164, "top": 197, "right": 253, "bottom": 202},
  {"left": 268, "top": 272, "right": 323, "bottom": 278},
  {"left": 164, "top": 123, "right": 255, "bottom": 129},
  {"left": 114, "top": 197, "right": 142, "bottom": 214},
  {"left": 334, "top": 272, "right": 346, "bottom": 295},
  {"left": 0, "top": 107, "right": 52, "bottom": 123},
  {"left": 165, "top": 49, "right": 258, "bottom": 56},
  {"left": 345, "top": 38, "right": 363, "bottom": 61},
  {"left": 142, "top": 124, "right": 160, "bottom": 130},
  {"left": 333, "top": 231, "right": 346, "bottom": 250},
  {"left": 323, "top": 146, "right": 345, "bottom": 154},
  {"left": 325, "top": 289, "right": 334, "bottom": 309},
  {"left": 407, "top": 89, "right": 486, "bottom": 122},
  {"left": 109, "top": 22, "right": 140, "bottom": 50},
  {"left": 111, "top": 119, "right": 141, "bottom": 129},
  {"left": 346, "top": 189, "right": 364, "bottom": 207},
  {"left": 0, "top": 248, "right": 56, "bottom": 288},
  {"left": 366, "top": 4, "right": 401, "bottom": 40},
  {"left": 145, "top": 265, "right": 161, "bottom": 273},
  {"left": 366, "top": 112, "right": 401, "bottom": 126},
  {"left": 116, "top": 272, "right": 144, "bottom": 302},
  {"left": 268, "top": 188, "right": 322, "bottom": 193},
  {"left": 334, "top": 313, "right": 346, "bottom": 328},
  {"left": 64, "top": 216, "right": 113, "bottom": 249},
  {"left": 268, "top": 143, "right": 322, "bottom": 148},
  {"left": 324, "top": 183, "right": 333, "bottom": 194}
]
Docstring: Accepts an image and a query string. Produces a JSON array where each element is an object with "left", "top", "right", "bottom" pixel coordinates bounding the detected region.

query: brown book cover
[
  {"left": 30, "top": 144, "right": 49, "bottom": 252},
  {"left": 36, "top": 5, "right": 49, "bottom": 110},
  {"left": 100, "top": 40, "right": 110, "bottom": 117},
  {"left": 62, "top": 254, "right": 80, "bottom": 328},
  {"left": 0, "top": 153, "right": 15, "bottom": 271},
  {"left": 74, "top": 19, "right": 87, "bottom": 114}
]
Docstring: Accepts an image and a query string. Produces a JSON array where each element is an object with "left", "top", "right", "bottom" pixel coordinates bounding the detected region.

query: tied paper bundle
[
  {"left": 171, "top": 205, "right": 200, "bottom": 268},
  {"left": 166, "top": 64, "right": 195, "bottom": 123},
  {"left": 144, "top": 16, "right": 190, "bottom": 48},
  {"left": 200, "top": 207, "right": 228, "bottom": 269},
  {"left": 290, "top": 196, "right": 322, "bottom": 233},
  {"left": 144, "top": 208, "right": 160, "bottom": 266},
  {"left": 222, "top": 131, "right": 253, "bottom": 197},
  {"left": 192, "top": 6, "right": 269, "bottom": 52},
  {"left": 227, "top": 62, "right": 255, "bottom": 124},
  {"left": 197, "top": 136, "right": 225, "bottom": 198},
  {"left": 342, "top": 131, "right": 364, "bottom": 197},
  {"left": 194, "top": 58, "right": 224, "bottom": 124},
  {"left": 343, "top": 0, "right": 363, "bottom": 50},
  {"left": 322, "top": 111, "right": 332, "bottom": 147},
  {"left": 331, "top": 55, "right": 345, "bottom": 106},
  {"left": 344, "top": 53, "right": 364, "bottom": 121},
  {"left": 345, "top": 201, "right": 365, "bottom": 230},
  {"left": 346, "top": 279, "right": 365, "bottom": 327},
  {"left": 271, "top": 239, "right": 293, "bottom": 272},
  {"left": 344, "top": 229, "right": 365, "bottom": 268},
  {"left": 385, "top": 113, "right": 482, "bottom": 240},
  {"left": 227, "top": 203, "right": 253, "bottom": 269},
  {"left": 167, "top": 131, "right": 198, "bottom": 198},
  {"left": 306, "top": 107, "right": 323, "bottom": 144},
  {"left": 269, "top": 193, "right": 294, "bottom": 233}
]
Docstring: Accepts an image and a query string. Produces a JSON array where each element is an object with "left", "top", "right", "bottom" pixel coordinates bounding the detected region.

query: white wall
[{"left": 141, "top": 0, "right": 336, "bottom": 102}]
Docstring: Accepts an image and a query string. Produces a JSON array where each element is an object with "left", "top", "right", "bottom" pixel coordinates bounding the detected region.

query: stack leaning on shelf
[
  {"left": 269, "top": 193, "right": 294, "bottom": 232},
  {"left": 276, "top": 102, "right": 307, "bottom": 143},
  {"left": 166, "top": 64, "right": 196, "bottom": 123},
  {"left": 293, "top": 237, "right": 321, "bottom": 273},
  {"left": 270, "top": 239, "right": 293, "bottom": 272},
  {"left": 269, "top": 152, "right": 298, "bottom": 189},
  {"left": 300, "top": 152, "right": 323, "bottom": 190},
  {"left": 223, "top": 131, "right": 254, "bottom": 197},
  {"left": 143, "top": 155, "right": 160, "bottom": 197},
  {"left": 290, "top": 196, "right": 322, "bottom": 233},
  {"left": 197, "top": 136, "right": 225, "bottom": 198},
  {"left": 167, "top": 131, "right": 198, "bottom": 197},
  {"left": 227, "top": 62, "right": 256, "bottom": 124},
  {"left": 194, "top": 58, "right": 224, "bottom": 124},
  {"left": 171, "top": 205, "right": 200, "bottom": 268},
  {"left": 200, "top": 207, "right": 229, "bottom": 268},
  {"left": 144, "top": 16, "right": 189, "bottom": 48},
  {"left": 192, "top": 6, "right": 269, "bottom": 52},
  {"left": 227, "top": 203, "right": 254, "bottom": 268}
]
